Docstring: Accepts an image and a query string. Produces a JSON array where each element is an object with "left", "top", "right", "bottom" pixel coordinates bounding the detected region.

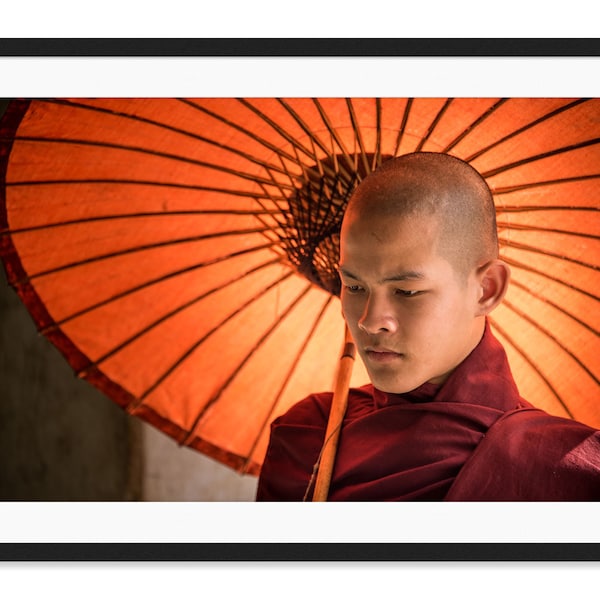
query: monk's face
[{"left": 339, "top": 210, "right": 485, "bottom": 394}]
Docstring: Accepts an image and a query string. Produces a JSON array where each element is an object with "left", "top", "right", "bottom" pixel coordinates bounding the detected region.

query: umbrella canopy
[{"left": 1, "top": 97, "right": 599, "bottom": 477}]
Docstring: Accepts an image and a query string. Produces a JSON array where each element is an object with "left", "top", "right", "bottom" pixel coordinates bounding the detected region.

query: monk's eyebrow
[
  {"left": 337, "top": 267, "right": 360, "bottom": 280},
  {"left": 338, "top": 267, "right": 426, "bottom": 282},
  {"left": 382, "top": 271, "right": 426, "bottom": 282}
]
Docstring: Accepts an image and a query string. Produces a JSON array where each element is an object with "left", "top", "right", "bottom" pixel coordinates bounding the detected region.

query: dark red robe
[{"left": 256, "top": 322, "right": 600, "bottom": 501}]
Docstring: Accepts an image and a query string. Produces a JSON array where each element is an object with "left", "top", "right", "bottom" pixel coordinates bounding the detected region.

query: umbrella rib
[
  {"left": 259, "top": 183, "right": 307, "bottom": 226},
  {"left": 442, "top": 98, "right": 508, "bottom": 153},
  {"left": 180, "top": 282, "right": 316, "bottom": 447},
  {"left": 77, "top": 257, "right": 285, "bottom": 374},
  {"left": 288, "top": 148, "right": 315, "bottom": 244},
  {"left": 304, "top": 100, "right": 372, "bottom": 243},
  {"left": 6, "top": 135, "right": 299, "bottom": 192},
  {"left": 332, "top": 151, "right": 347, "bottom": 201},
  {"left": 315, "top": 137, "right": 345, "bottom": 242},
  {"left": 310, "top": 98, "right": 353, "bottom": 166},
  {"left": 261, "top": 123, "right": 338, "bottom": 266},
  {"left": 373, "top": 98, "right": 383, "bottom": 171},
  {"left": 249, "top": 135, "right": 308, "bottom": 209},
  {"left": 38, "top": 98, "right": 303, "bottom": 183},
  {"left": 272, "top": 149, "right": 305, "bottom": 202},
  {"left": 273, "top": 182, "right": 302, "bottom": 259},
  {"left": 240, "top": 295, "right": 336, "bottom": 473},
  {"left": 305, "top": 100, "right": 365, "bottom": 240},
  {"left": 489, "top": 317, "right": 572, "bottom": 417},
  {"left": 345, "top": 98, "right": 371, "bottom": 176},
  {"left": 496, "top": 205, "right": 600, "bottom": 214},
  {"left": 274, "top": 98, "right": 327, "bottom": 158},
  {"left": 128, "top": 270, "right": 298, "bottom": 408},
  {"left": 179, "top": 98, "right": 316, "bottom": 177},
  {"left": 43, "top": 246, "right": 280, "bottom": 330},
  {"left": 288, "top": 98, "right": 366, "bottom": 186},
  {"left": 509, "top": 278, "right": 599, "bottom": 337},
  {"left": 3, "top": 177, "right": 289, "bottom": 205},
  {"left": 253, "top": 181, "right": 292, "bottom": 233},
  {"left": 307, "top": 172, "right": 325, "bottom": 245},
  {"left": 202, "top": 99, "right": 346, "bottom": 244},
  {"left": 502, "top": 255, "right": 600, "bottom": 302},
  {"left": 3, "top": 210, "right": 283, "bottom": 235},
  {"left": 235, "top": 99, "right": 322, "bottom": 171},
  {"left": 480, "top": 138, "right": 600, "bottom": 179},
  {"left": 502, "top": 298, "right": 599, "bottom": 386},
  {"left": 12, "top": 227, "right": 275, "bottom": 283},
  {"left": 244, "top": 208, "right": 288, "bottom": 249},
  {"left": 499, "top": 237, "right": 599, "bottom": 271},
  {"left": 301, "top": 147, "right": 346, "bottom": 245},
  {"left": 328, "top": 169, "right": 350, "bottom": 228},
  {"left": 414, "top": 98, "right": 454, "bottom": 153},
  {"left": 231, "top": 152, "right": 301, "bottom": 242},
  {"left": 492, "top": 173, "right": 600, "bottom": 196},
  {"left": 496, "top": 222, "right": 599, "bottom": 241},
  {"left": 304, "top": 139, "right": 330, "bottom": 244},
  {"left": 464, "top": 98, "right": 591, "bottom": 163},
  {"left": 392, "top": 98, "right": 413, "bottom": 157},
  {"left": 276, "top": 98, "right": 355, "bottom": 184},
  {"left": 279, "top": 154, "right": 311, "bottom": 254}
]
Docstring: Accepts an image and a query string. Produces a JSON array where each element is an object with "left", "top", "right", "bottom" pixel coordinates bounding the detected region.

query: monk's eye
[
  {"left": 395, "top": 289, "right": 421, "bottom": 298},
  {"left": 344, "top": 284, "right": 364, "bottom": 294}
]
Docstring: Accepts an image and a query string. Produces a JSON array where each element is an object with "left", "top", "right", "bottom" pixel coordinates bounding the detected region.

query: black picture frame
[{"left": 1, "top": 37, "right": 599, "bottom": 565}]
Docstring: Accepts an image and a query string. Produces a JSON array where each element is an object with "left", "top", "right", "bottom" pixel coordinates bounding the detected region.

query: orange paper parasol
[{"left": 1, "top": 97, "right": 598, "bottom": 478}]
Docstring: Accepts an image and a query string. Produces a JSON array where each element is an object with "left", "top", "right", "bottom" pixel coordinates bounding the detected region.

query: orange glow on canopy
[{"left": 1, "top": 97, "right": 598, "bottom": 475}]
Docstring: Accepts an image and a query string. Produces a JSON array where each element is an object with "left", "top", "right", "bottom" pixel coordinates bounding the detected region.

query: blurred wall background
[{"left": 0, "top": 233, "right": 258, "bottom": 502}]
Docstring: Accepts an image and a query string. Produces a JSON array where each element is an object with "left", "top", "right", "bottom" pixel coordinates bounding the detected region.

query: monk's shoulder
[
  {"left": 447, "top": 407, "right": 600, "bottom": 500},
  {"left": 493, "top": 408, "right": 600, "bottom": 457}
]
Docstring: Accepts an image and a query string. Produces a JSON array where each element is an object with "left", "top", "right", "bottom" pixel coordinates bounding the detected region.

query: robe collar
[{"left": 372, "top": 319, "right": 522, "bottom": 413}]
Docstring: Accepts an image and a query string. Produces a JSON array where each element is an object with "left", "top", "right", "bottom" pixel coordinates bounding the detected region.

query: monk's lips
[{"left": 365, "top": 349, "right": 404, "bottom": 363}]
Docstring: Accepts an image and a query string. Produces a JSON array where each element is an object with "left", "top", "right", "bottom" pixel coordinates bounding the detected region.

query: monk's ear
[{"left": 475, "top": 259, "right": 510, "bottom": 316}]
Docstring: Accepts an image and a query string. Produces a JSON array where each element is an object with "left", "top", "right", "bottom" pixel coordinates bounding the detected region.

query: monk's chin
[
  {"left": 366, "top": 360, "right": 454, "bottom": 393},
  {"left": 368, "top": 373, "right": 430, "bottom": 395}
]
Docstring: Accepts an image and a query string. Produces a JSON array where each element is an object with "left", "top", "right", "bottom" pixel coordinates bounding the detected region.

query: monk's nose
[{"left": 357, "top": 294, "right": 398, "bottom": 334}]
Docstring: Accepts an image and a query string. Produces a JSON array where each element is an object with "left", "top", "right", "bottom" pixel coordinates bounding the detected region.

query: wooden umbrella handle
[{"left": 311, "top": 325, "right": 356, "bottom": 502}]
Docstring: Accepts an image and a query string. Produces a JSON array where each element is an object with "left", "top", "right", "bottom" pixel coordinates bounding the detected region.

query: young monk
[{"left": 256, "top": 152, "right": 600, "bottom": 501}]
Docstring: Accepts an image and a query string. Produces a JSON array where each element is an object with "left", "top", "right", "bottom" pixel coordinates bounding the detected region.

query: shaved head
[{"left": 342, "top": 152, "right": 498, "bottom": 278}]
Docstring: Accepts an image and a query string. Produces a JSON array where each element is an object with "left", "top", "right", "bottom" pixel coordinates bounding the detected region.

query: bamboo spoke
[
  {"left": 481, "top": 138, "right": 600, "bottom": 179},
  {"left": 489, "top": 317, "right": 572, "bottom": 417},
  {"left": 181, "top": 282, "right": 316, "bottom": 446},
  {"left": 43, "top": 248, "right": 280, "bottom": 330},
  {"left": 130, "top": 270, "right": 297, "bottom": 407},
  {"left": 415, "top": 98, "right": 453, "bottom": 153},
  {"left": 443, "top": 98, "right": 508, "bottom": 153},
  {"left": 240, "top": 295, "right": 336, "bottom": 473},
  {"left": 502, "top": 298, "right": 599, "bottom": 385},
  {"left": 77, "top": 258, "right": 286, "bottom": 374},
  {"left": 13, "top": 227, "right": 277, "bottom": 283},
  {"left": 465, "top": 98, "right": 591, "bottom": 163}
]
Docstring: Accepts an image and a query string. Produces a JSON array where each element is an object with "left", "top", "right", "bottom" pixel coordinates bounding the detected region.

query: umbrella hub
[{"left": 282, "top": 153, "right": 390, "bottom": 296}]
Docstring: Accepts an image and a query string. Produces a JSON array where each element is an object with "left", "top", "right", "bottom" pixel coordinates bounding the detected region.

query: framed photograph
[{"left": 1, "top": 30, "right": 599, "bottom": 583}]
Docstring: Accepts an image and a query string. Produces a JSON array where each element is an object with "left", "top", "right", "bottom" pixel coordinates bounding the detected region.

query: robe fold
[{"left": 256, "top": 322, "right": 600, "bottom": 501}]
